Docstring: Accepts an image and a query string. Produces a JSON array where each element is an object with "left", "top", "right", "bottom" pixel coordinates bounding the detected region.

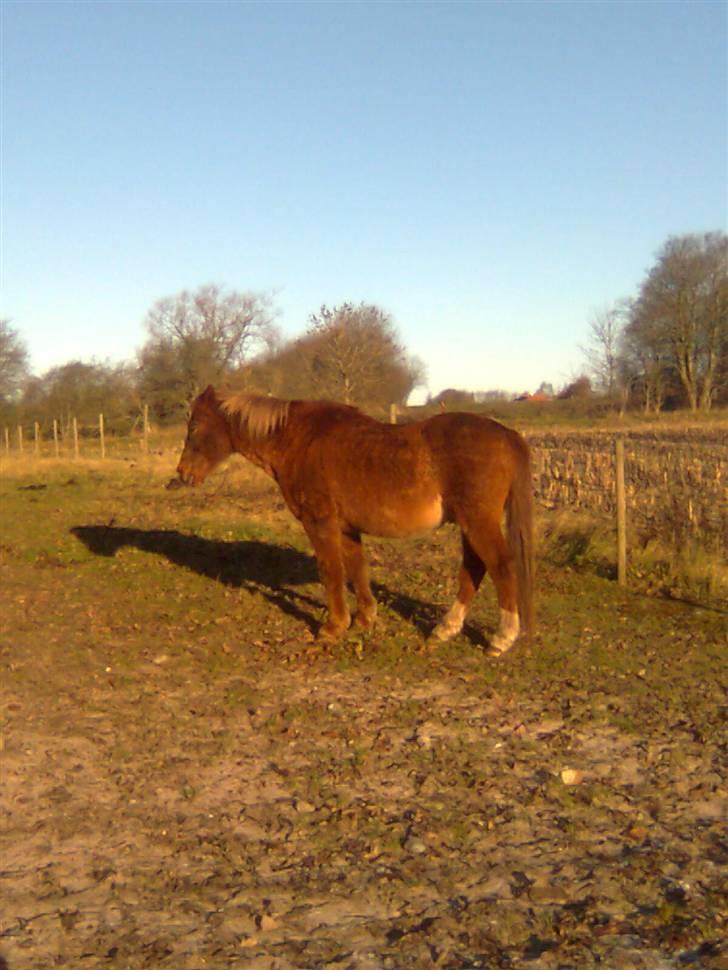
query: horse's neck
[{"left": 231, "top": 421, "right": 279, "bottom": 477}]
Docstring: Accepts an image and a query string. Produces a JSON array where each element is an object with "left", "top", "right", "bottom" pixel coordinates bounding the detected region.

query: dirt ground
[{"left": 1, "top": 465, "right": 726, "bottom": 969}]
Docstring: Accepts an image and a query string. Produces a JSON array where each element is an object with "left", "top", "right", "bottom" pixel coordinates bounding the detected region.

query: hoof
[
  {"left": 431, "top": 602, "right": 466, "bottom": 643},
  {"left": 316, "top": 618, "right": 350, "bottom": 642},
  {"left": 487, "top": 634, "right": 518, "bottom": 657},
  {"left": 488, "top": 610, "right": 519, "bottom": 656},
  {"left": 352, "top": 608, "right": 377, "bottom": 633},
  {"left": 421, "top": 636, "right": 443, "bottom": 654},
  {"left": 429, "top": 623, "right": 454, "bottom": 643}
]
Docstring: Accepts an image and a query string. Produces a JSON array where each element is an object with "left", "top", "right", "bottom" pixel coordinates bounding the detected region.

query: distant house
[{"left": 515, "top": 390, "right": 552, "bottom": 402}]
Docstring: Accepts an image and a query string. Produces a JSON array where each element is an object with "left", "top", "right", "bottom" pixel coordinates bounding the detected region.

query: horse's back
[
  {"left": 420, "top": 411, "right": 528, "bottom": 464},
  {"left": 288, "top": 404, "right": 527, "bottom": 478}
]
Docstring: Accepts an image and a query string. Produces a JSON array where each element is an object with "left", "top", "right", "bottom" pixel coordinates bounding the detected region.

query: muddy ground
[{"left": 0, "top": 465, "right": 726, "bottom": 969}]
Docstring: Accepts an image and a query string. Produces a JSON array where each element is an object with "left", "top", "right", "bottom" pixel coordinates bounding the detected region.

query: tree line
[
  {"left": 582, "top": 231, "right": 727, "bottom": 413},
  {"left": 0, "top": 294, "right": 425, "bottom": 432},
  {"left": 1, "top": 230, "right": 726, "bottom": 432}
]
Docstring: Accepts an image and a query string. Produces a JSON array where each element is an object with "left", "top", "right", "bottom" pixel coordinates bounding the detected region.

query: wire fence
[
  {"left": 528, "top": 430, "right": 726, "bottom": 559},
  {"left": 1, "top": 408, "right": 163, "bottom": 462},
  {"left": 3, "top": 416, "right": 725, "bottom": 563}
]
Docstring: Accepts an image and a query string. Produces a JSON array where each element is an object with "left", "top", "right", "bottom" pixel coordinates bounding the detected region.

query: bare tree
[
  {"left": 139, "top": 284, "right": 279, "bottom": 420},
  {"left": 0, "top": 319, "right": 30, "bottom": 403},
  {"left": 304, "top": 303, "right": 425, "bottom": 407},
  {"left": 581, "top": 302, "right": 628, "bottom": 400},
  {"left": 630, "top": 232, "right": 727, "bottom": 411},
  {"left": 557, "top": 375, "right": 592, "bottom": 400},
  {"left": 621, "top": 297, "right": 673, "bottom": 413}
]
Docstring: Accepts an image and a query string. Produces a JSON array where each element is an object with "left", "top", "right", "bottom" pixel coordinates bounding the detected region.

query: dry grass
[{"left": 538, "top": 507, "right": 727, "bottom": 607}]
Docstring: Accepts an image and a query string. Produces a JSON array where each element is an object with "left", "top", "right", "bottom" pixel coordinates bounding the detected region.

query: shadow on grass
[
  {"left": 371, "top": 583, "right": 487, "bottom": 647},
  {"left": 71, "top": 524, "right": 323, "bottom": 633},
  {"left": 70, "top": 525, "right": 463, "bottom": 640},
  {"left": 72, "top": 524, "right": 318, "bottom": 587}
]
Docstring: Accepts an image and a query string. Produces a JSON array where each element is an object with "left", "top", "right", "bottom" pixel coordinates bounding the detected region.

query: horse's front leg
[{"left": 302, "top": 517, "right": 351, "bottom": 641}]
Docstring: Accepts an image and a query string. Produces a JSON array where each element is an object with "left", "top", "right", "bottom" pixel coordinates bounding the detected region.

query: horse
[{"left": 172, "top": 385, "right": 534, "bottom": 654}]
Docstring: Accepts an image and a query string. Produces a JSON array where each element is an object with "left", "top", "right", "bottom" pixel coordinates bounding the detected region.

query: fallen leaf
[{"left": 561, "top": 768, "right": 584, "bottom": 785}]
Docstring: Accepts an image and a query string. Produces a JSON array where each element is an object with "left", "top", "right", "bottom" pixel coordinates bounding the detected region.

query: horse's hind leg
[
  {"left": 465, "top": 519, "right": 520, "bottom": 655},
  {"left": 342, "top": 531, "right": 377, "bottom": 631},
  {"left": 430, "top": 535, "right": 485, "bottom": 642}
]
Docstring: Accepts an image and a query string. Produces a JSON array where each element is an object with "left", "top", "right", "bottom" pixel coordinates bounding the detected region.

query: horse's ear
[{"left": 202, "top": 384, "right": 216, "bottom": 400}]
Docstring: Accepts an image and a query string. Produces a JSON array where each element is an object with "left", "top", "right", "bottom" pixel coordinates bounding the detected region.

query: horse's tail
[{"left": 506, "top": 439, "right": 535, "bottom": 638}]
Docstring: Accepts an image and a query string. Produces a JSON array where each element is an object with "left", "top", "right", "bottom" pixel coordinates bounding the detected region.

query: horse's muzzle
[{"left": 165, "top": 476, "right": 188, "bottom": 490}]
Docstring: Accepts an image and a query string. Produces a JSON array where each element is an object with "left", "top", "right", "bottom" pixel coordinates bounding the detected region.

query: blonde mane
[{"left": 219, "top": 391, "right": 290, "bottom": 439}]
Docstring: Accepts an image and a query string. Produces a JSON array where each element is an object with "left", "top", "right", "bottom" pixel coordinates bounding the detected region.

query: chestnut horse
[{"left": 173, "top": 385, "right": 534, "bottom": 654}]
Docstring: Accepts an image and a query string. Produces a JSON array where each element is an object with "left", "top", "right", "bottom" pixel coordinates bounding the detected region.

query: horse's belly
[{"left": 352, "top": 495, "right": 445, "bottom": 538}]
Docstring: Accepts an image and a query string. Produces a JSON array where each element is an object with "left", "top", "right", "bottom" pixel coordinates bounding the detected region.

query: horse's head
[{"left": 173, "top": 385, "right": 234, "bottom": 486}]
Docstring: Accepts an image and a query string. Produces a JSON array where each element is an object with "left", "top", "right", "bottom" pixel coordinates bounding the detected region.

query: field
[
  {"left": 1, "top": 450, "right": 726, "bottom": 969},
  {"left": 528, "top": 427, "right": 727, "bottom": 559}
]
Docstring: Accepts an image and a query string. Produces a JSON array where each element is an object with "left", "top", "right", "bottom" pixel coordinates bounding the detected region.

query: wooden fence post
[
  {"left": 4, "top": 427, "right": 8, "bottom": 456},
  {"left": 615, "top": 438, "right": 627, "bottom": 586},
  {"left": 18, "top": 426, "right": 23, "bottom": 454},
  {"left": 389, "top": 404, "right": 398, "bottom": 425},
  {"left": 73, "top": 418, "right": 79, "bottom": 460},
  {"left": 34, "top": 422, "right": 40, "bottom": 456},
  {"left": 99, "top": 413, "right": 105, "bottom": 459},
  {"left": 53, "top": 420, "right": 60, "bottom": 458},
  {"left": 142, "top": 404, "right": 149, "bottom": 454}
]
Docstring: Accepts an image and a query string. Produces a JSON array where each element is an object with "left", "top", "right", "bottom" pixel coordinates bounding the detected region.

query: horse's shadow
[
  {"left": 372, "top": 584, "right": 486, "bottom": 647},
  {"left": 71, "top": 525, "right": 324, "bottom": 632},
  {"left": 71, "top": 525, "right": 454, "bottom": 640}
]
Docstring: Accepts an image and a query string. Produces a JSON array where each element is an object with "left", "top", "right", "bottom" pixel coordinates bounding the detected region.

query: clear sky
[{"left": 1, "top": 0, "right": 726, "bottom": 401}]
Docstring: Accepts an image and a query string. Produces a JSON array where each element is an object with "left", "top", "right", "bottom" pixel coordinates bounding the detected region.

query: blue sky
[{"left": 2, "top": 0, "right": 726, "bottom": 400}]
